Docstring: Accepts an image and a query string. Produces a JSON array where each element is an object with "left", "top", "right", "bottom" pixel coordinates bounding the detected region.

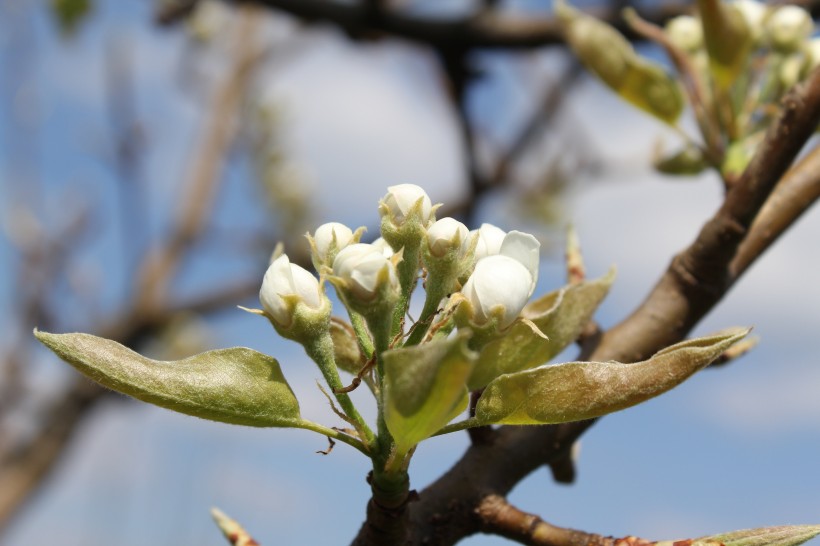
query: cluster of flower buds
[
  {"left": 558, "top": 0, "right": 818, "bottom": 182},
  {"left": 258, "top": 184, "right": 541, "bottom": 345}
]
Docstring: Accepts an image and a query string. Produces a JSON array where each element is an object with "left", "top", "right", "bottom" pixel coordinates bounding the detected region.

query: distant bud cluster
[{"left": 558, "top": 0, "right": 818, "bottom": 181}]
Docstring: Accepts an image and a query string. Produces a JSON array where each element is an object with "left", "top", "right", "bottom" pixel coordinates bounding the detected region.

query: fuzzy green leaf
[
  {"left": 659, "top": 525, "right": 820, "bottom": 546},
  {"left": 35, "top": 330, "right": 301, "bottom": 427},
  {"left": 468, "top": 269, "right": 614, "bottom": 390},
  {"left": 474, "top": 327, "right": 749, "bottom": 426},
  {"left": 383, "top": 333, "right": 476, "bottom": 455},
  {"left": 557, "top": 0, "right": 684, "bottom": 124}
]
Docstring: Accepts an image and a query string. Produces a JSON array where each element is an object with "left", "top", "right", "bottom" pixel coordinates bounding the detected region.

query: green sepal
[
  {"left": 35, "top": 330, "right": 301, "bottom": 427},
  {"left": 556, "top": 0, "right": 684, "bottom": 124},
  {"left": 474, "top": 327, "right": 749, "bottom": 426},
  {"left": 468, "top": 268, "right": 614, "bottom": 390},
  {"left": 383, "top": 332, "right": 477, "bottom": 455}
]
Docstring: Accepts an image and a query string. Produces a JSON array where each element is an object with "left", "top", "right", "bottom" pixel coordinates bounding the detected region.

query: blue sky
[{"left": 1, "top": 1, "right": 819, "bottom": 545}]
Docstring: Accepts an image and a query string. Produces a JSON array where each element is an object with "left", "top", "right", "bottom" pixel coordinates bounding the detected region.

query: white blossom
[
  {"left": 461, "top": 256, "right": 535, "bottom": 328},
  {"left": 472, "top": 223, "right": 507, "bottom": 260},
  {"left": 381, "top": 184, "right": 433, "bottom": 225},
  {"left": 312, "top": 222, "right": 354, "bottom": 265},
  {"left": 333, "top": 243, "right": 399, "bottom": 302},
  {"left": 665, "top": 16, "right": 703, "bottom": 53},
  {"left": 766, "top": 5, "right": 813, "bottom": 52},
  {"left": 260, "top": 254, "right": 322, "bottom": 328},
  {"left": 426, "top": 217, "right": 470, "bottom": 258}
]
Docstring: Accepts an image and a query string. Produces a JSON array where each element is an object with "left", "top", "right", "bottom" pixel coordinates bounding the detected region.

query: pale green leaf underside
[
  {"left": 384, "top": 333, "right": 476, "bottom": 455},
  {"left": 560, "top": 1, "right": 683, "bottom": 124},
  {"left": 475, "top": 328, "right": 749, "bottom": 426},
  {"left": 469, "top": 268, "right": 614, "bottom": 390},
  {"left": 35, "top": 330, "right": 301, "bottom": 427},
  {"left": 669, "top": 525, "right": 820, "bottom": 546}
]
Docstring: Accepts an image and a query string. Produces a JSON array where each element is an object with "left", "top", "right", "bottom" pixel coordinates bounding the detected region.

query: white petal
[
  {"left": 473, "top": 223, "right": 506, "bottom": 260},
  {"left": 462, "top": 255, "right": 533, "bottom": 328},
  {"left": 499, "top": 231, "right": 540, "bottom": 294}
]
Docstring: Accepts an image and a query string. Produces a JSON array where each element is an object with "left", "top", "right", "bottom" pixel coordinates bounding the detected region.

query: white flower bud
[
  {"left": 766, "top": 5, "right": 813, "bottom": 53},
  {"left": 733, "top": 0, "right": 768, "bottom": 43},
  {"left": 381, "top": 184, "right": 433, "bottom": 225},
  {"left": 260, "top": 254, "right": 323, "bottom": 328},
  {"left": 665, "top": 16, "right": 703, "bottom": 53},
  {"left": 311, "top": 222, "right": 354, "bottom": 268},
  {"left": 461, "top": 255, "right": 535, "bottom": 328},
  {"left": 333, "top": 243, "right": 399, "bottom": 302},
  {"left": 426, "top": 217, "right": 470, "bottom": 258},
  {"left": 472, "top": 223, "right": 507, "bottom": 260}
]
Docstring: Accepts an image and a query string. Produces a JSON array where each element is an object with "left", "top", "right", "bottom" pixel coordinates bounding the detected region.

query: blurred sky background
[{"left": 1, "top": 1, "right": 819, "bottom": 545}]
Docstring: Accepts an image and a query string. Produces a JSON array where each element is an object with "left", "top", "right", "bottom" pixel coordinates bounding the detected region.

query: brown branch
[
  {"left": 221, "top": 0, "right": 700, "bottom": 50},
  {"left": 477, "top": 495, "right": 624, "bottom": 546},
  {"left": 730, "top": 143, "right": 820, "bottom": 278}
]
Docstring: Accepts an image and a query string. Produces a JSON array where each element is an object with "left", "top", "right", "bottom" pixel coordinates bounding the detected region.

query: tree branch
[
  {"left": 730, "top": 143, "right": 820, "bottom": 279},
  {"left": 220, "top": 0, "right": 699, "bottom": 50},
  {"left": 477, "top": 495, "right": 629, "bottom": 546}
]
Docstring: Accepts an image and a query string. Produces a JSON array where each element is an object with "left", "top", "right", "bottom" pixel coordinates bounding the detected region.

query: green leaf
[
  {"left": 474, "top": 327, "right": 749, "bottom": 426},
  {"left": 35, "top": 330, "right": 301, "bottom": 427},
  {"left": 468, "top": 269, "right": 614, "bottom": 390},
  {"left": 556, "top": 0, "right": 684, "bottom": 124},
  {"left": 674, "top": 525, "right": 820, "bottom": 546},
  {"left": 51, "top": 0, "right": 93, "bottom": 37},
  {"left": 383, "top": 332, "right": 477, "bottom": 455}
]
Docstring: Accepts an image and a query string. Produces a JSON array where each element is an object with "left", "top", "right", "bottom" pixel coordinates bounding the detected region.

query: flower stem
[{"left": 305, "top": 333, "right": 376, "bottom": 449}]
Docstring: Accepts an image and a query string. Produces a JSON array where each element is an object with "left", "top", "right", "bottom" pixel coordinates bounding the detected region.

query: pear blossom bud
[
  {"left": 461, "top": 256, "right": 535, "bottom": 328},
  {"left": 333, "top": 243, "right": 399, "bottom": 303},
  {"left": 310, "top": 222, "right": 355, "bottom": 270},
  {"left": 381, "top": 184, "right": 433, "bottom": 226},
  {"left": 733, "top": 0, "right": 768, "bottom": 43},
  {"left": 665, "top": 16, "right": 703, "bottom": 53},
  {"left": 460, "top": 230, "right": 540, "bottom": 329},
  {"left": 426, "top": 217, "right": 470, "bottom": 258},
  {"left": 766, "top": 6, "right": 813, "bottom": 53},
  {"left": 472, "top": 223, "right": 507, "bottom": 260},
  {"left": 260, "top": 254, "right": 324, "bottom": 328}
]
